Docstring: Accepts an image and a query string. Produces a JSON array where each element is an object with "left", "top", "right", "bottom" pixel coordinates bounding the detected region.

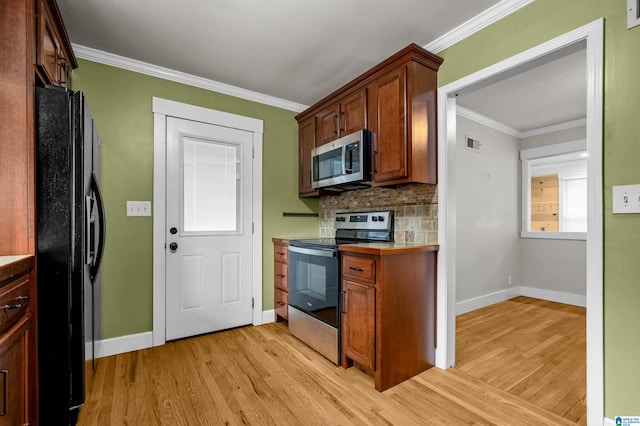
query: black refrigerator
[{"left": 36, "top": 85, "right": 106, "bottom": 425}]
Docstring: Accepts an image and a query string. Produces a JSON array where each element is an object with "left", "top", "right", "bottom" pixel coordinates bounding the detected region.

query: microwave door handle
[{"left": 343, "top": 144, "right": 354, "bottom": 174}]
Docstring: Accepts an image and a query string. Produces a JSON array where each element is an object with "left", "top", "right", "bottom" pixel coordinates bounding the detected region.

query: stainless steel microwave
[{"left": 311, "top": 130, "right": 371, "bottom": 191}]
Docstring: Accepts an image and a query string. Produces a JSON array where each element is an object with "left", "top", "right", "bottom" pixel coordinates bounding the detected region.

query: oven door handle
[{"left": 288, "top": 246, "right": 337, "bottom": 258}]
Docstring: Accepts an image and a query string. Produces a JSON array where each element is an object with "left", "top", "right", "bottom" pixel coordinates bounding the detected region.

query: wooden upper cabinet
[
  {"left": 298, "top": 117, "right": 318, "bottom": 197},
  {"left": 37, "top": 0, "right": 77, "bottom": 87},
  {"left": 370, "top": 60, "right": 439, "bottom": 186},
  {"left": 295, "top": 44, "right": 442, "bottom": 195},
  {"left": 316, "top": 88, "right": 367, "bottom": 147},
  {"left": 369, "top": 66, "right": 408, "bottom": 183}
]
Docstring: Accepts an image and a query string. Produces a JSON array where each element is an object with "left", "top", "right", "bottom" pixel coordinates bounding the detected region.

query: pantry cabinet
[
  {"left": 295, "top": 44, "right": 442, "bottom": 196},
  {"left": 340, "top": 244, "right": 438, "bottom": 391}
]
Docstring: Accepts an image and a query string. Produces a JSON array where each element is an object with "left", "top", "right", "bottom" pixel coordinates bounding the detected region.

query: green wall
[
  {"left": 71, "top": 59, "right": 318, "bottom": 340},
  {"left": 436, "top": 0, "right": 640, "bottom": 416}
]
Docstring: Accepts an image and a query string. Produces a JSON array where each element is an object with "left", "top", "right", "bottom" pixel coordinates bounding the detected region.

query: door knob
[{"left": 169, "top": 242, "right": 178, "bottom": 251}]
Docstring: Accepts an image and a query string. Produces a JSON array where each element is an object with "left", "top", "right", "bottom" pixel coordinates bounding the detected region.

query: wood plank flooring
[
  {"left": 77, "top": 297, "right": 584, "bottom": 425},
  {"left": 456, "top": 296, "right": 586, "bottom": 425}
]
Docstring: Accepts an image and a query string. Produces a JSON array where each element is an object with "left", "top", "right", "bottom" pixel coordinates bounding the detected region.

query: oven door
[{"left": 288, "top": 245, "right": 339, "bottom": 327}]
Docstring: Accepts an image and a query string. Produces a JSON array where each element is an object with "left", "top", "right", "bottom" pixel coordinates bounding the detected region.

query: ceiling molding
[
  {"left": 456, "top": 106, "right": 520, "bottom": 138},
  {"left": 457, "top": 105, "right": 587, "bottom": 139},
  {"left": 72, "top": 44, "right": 309, "bottom": 113},
  {"left": 424, "top": 0, "right": 534, "bottom": 53},
  {"left": 519, "top": 118, "right": 587, "bottom": 138}
]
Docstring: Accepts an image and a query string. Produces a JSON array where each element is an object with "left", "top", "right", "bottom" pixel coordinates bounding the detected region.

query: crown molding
[
  {"left": 72, "top": 44, "right": 309, "bottom": 113},
  {"left": 519, "top": 118, "right": 587, "bottom": 138},
  {"left": 424, "top": 0, "right": 533, "bottom": 53},
  {"left": 457, "top": 106, "right": 586, "bottom": 139},
  {"left": 456, "top": 106, "right": 520, "bottom": 137}
]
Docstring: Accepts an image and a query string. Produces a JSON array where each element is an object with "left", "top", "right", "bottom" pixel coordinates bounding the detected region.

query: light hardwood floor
[
  {"left": 456, "top": 296, "right": 586, "bottom": 425},
  {"left": 77, "top": 297, "right": 584, "bottom": 425}
]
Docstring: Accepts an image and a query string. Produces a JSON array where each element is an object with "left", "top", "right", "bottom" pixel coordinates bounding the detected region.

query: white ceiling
[
  {"left": 56, "top": 0, "right": 585, "bottom": 132},
  {"left": 456, "top": 49, "right": 587, "bottom": 133}
]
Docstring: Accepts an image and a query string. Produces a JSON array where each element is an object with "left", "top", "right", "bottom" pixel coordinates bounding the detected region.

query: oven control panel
[{"left": 335, "top": 211, "right": 392, "bottom": 231}]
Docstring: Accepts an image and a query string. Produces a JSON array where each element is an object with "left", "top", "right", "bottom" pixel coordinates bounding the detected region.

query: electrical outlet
[
  {"left": 612, "top": 185, "right": 640, "bottom": 214},
  {"left": 126, "top": 201, "right": 152, "bottom": 216}
]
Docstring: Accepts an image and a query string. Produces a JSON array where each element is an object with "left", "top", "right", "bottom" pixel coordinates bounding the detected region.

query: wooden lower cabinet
[
  {"left": 340, "top": 246, "right": 438, "bottom": 391},
  {"left": 272, "top": 238, "right": 289, "bottom": 321},
  {"left": 341, "top": 280, "right": 375, "bottom": 370},
  {"left": 0, "top": 316, "right": 30, "bottom": 426},
  {"left": 0, "top": 256, "right": 34, "bottom": 425}
]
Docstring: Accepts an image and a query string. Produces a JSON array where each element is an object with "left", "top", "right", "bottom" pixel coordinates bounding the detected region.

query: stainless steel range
[{"left": 288, "top": 210, "right": 394, "bottom": 364}]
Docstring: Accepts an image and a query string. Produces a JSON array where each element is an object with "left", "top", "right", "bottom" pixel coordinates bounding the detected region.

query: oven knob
[
  {"left": 378, "top": 216, "right": 385, "bottom": 222},
  {"left": 372, "top": 216, "right": 378, "bottom": 222}
]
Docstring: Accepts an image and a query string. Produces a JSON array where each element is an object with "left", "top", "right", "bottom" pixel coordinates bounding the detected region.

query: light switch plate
[
  {"left": 126, "top": 200, "right": 152, "bottom": 216},
  {"left": 612, "top": 184, "right": 640, "bottom": 214}
]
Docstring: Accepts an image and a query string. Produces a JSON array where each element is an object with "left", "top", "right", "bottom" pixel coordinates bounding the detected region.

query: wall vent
[{"left": 465, "top": 136, "right": 481, "bottom": 153}]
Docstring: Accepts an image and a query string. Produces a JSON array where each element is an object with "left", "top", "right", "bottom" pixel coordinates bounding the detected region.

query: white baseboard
[
  {"left": 518, "top": 286, "right": 586, "bottom": 307},
  {"left": 93, "top": 331, "right": 153, "bottom": 359},
  {"left": 92, "top": 310, "right": 277, "bottom": 359},
  {"left": 456, "top": 286, "right": 586, "bottom": 315},
  {"left": 456, "top": 288, "right": 519, "bottom": 315},
  {"left": 262, "top": 309, "right": 276, "bottom": 324}
]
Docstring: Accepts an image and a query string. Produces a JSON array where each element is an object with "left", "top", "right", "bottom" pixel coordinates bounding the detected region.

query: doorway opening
[{"left": 436, "top": 20, "right": 603, "bottom": 424}]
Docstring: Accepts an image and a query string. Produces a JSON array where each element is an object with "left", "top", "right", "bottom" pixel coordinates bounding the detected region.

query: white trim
[
  {"left": 89, "top": 309, "right": 277, "bottom": 359},
  {"left": 262, "top": 309, "right": 276, "bottom": 324},
  {"left": 457, "top": 106, "right": 586, "bottom": 139},
  {"left": 92, "top": 332, "right": 153, "bottom": 359},
  {"left": 152, "top": 97, "right": 264, "bottom": 348},
  {"left": 520, "top": 139, "right": 587, "bottom": 160},
  {"left": 456, "top": 288, "right": 518, "bottom": 315},
  {"left": 437, "top": 19, "right": 604, "bottom": 424},
  {"left": 604, "top": 418, "right": 616, "bottom": 426},
  {"left": 520, "top": 231, "right": 586, "bottom": 240},
  {"left": 456, "top": 286, "right": 586, "bottom": 315},
  {"left": 424, "top": 0, "right": 534, "bottom": 53},
  {"left": 73, "top": 44, "right": 308, "bottom": 113},
  {"left": 518, "top": 286, "right": 586, "bottom": 307},
  {"left": 456, "top": 106, "right": 520, "bottom": 137},
  {"left": 519, "top": 118, "right": 587, "bottom": 138}
]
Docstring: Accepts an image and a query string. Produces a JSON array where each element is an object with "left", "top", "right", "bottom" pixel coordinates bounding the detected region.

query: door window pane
[{"left": 182, "top": 136, "right": 239, "bottom": 232}]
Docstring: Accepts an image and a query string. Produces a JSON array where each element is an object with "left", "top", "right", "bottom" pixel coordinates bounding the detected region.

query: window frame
[{"left": 520, "top": 139, "right": 587, "bottom": 240}]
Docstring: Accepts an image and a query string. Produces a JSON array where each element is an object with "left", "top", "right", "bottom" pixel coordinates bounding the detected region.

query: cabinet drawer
[
  {"left": 0, "top": 274, "right": 30, "bottom": 335},
  {"left": 274, "top": 244, "right": 289, "bottom": 263},
  {"left": 275, "top": 289, "right": 288, "bottom": 320},
  {"left": 342, "top": 255, "right": 376, "bottom": 284},
  {"left": 274, "top": 262, "right": 288, "bottom": 291}
]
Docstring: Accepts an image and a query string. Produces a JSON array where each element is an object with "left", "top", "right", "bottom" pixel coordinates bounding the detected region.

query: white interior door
[{"left": 165, "top": 116, "right": 253, "bottom": 340}]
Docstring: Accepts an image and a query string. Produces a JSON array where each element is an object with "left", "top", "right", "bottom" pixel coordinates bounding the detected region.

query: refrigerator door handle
[
  {"left": 85, "top": 194, "right": 95, "bottom": 265},
  {"left": 89, "top": 171, "right": 106, "bottom": 283}
]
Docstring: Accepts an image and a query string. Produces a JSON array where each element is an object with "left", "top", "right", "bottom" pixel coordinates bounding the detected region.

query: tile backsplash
[{"left": 319, "top": 184, "right": 438, "bottom": 244}]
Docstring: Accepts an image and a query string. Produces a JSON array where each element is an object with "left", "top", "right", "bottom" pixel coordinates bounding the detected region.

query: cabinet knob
[{"left": 348, "top": 266, "right": 365, "bottom": 272}]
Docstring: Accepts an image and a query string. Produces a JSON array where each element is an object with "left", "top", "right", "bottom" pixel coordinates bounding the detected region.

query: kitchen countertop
[
  {"left": 0, "top": 255, "right": 35, "bottom": 283},
  {"left": 338, "top": 242, "right": 439, "bottom": 256}
]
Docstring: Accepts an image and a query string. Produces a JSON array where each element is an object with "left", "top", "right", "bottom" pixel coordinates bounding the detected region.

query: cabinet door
[
  {"left": 298, "top": 117, "right": 318, "bottom": 197},
  {"left": 0, "top": 316, "right": 29, "bottom": 426},
  {"left": 38, "top": 0, "right": 61, "bottom": 85},
  {"left": 370, "top": 66, "right": 409, "bottom": 184},
  {"left": 342, "top": 280, "right": 375, "bottom": 370},
  {"left": 315, "top": 104, "right": 340, "bottom": 146},
  {"left": 339, "top": 88, "right": 367, "bottom": 136}
]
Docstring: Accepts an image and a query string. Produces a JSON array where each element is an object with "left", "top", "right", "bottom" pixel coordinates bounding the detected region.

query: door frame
[
  {"left": 151, "top": 97, "right": 264, "bottom": 346},
  {"left": 435, "top": 19, "right": 603, "bottom": 423}
]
